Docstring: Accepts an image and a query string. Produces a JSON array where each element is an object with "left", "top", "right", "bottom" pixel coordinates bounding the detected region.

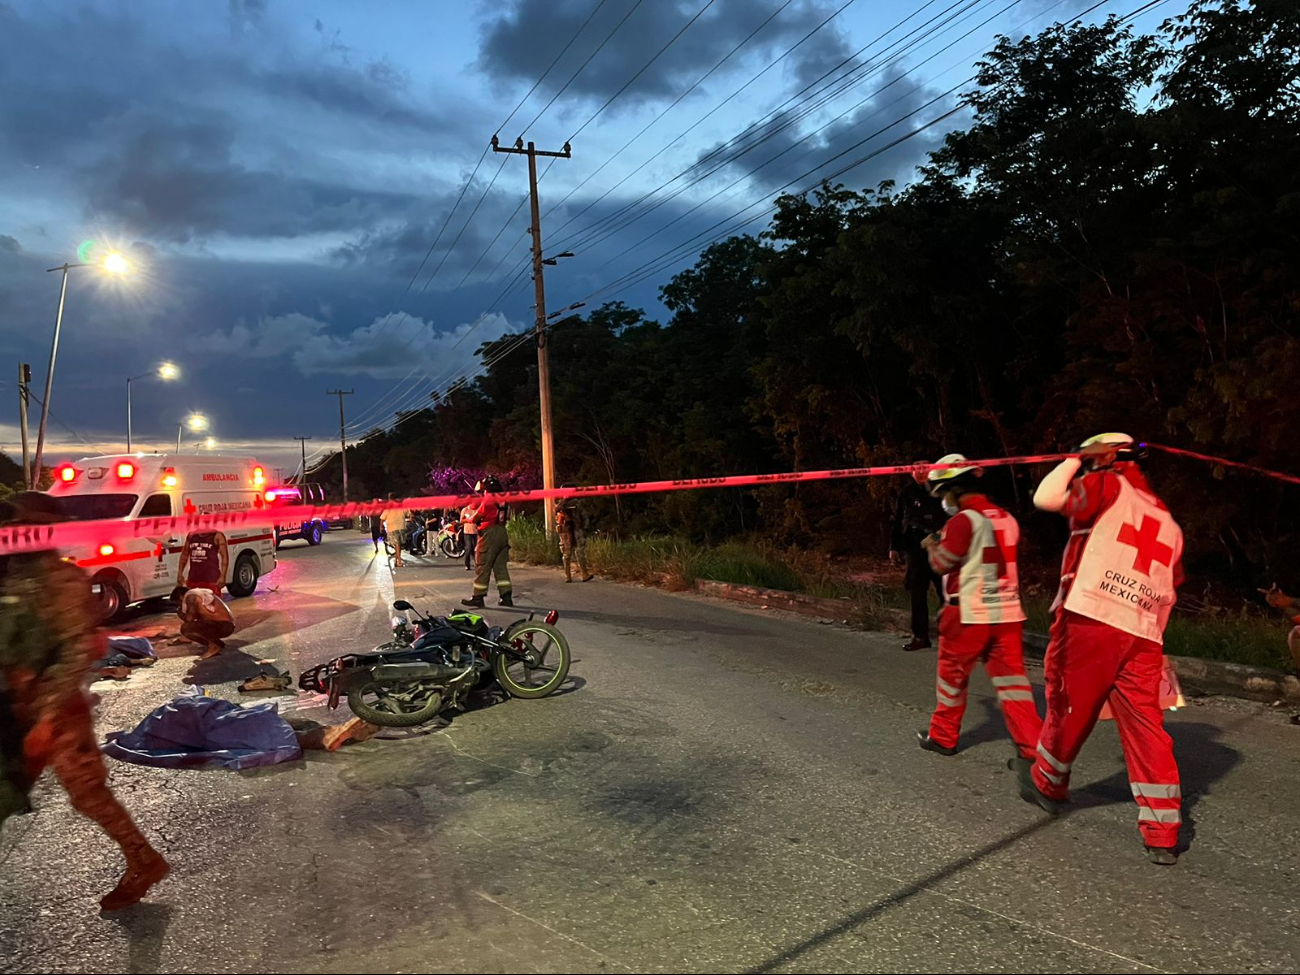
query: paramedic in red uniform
[
  {"left": 1020, "top": 433, "right": 1186, "bottom": 865},
  {"left": 177, "top": 529, "right": 229, "bottom": 596},
  {"left": 917, "top": 454, "right": 1041, "bottom": 760}
]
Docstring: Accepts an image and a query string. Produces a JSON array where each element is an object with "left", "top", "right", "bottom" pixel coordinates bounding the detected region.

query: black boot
[
  {"left": 1015, "top": 756, "right": 1067, "bottom": 815},
  {"left": 916, "top": 730, "right": 957, "bottom": 756},
  {"left": 461, "top": 594, "right": 485, "bottom": 608},
  {"left": 498, "top": 592, "right": 514, "bottom": 607}
]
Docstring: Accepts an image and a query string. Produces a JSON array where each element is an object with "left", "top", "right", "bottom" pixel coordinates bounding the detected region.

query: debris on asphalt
[
  {"left": 239, "top": 671, "right": 292, "bottom": 693},
  {"left": 287, "top": 715, "right": 382, "bottom": 752}
]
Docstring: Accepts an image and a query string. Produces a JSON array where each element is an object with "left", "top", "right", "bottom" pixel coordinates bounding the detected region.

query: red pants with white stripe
[
  {"left": 1032, "top": 609, "right": 1181, "bottom": 849},
  {"left": 929, "top": 607, "right": 1041, "bottom": 760}
]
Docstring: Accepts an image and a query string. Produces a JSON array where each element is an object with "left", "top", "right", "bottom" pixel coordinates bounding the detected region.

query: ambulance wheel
[
  {"left": 228, "top": 554, "right": 260, "bottom": 598},
  {"left": 93, "top": 573, "right": 129, "bottom": 623},
  {"left": 308, "top": 523, "right": 324, "bottom": 546}
]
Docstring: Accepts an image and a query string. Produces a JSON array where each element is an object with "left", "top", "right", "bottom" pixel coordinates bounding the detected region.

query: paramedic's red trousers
[
  {"left": 1032, "top": 610, "right": 1181, "bottom": 849},
  {"left": 929, "top": 607, "right": 1041, "bottom": 760}
]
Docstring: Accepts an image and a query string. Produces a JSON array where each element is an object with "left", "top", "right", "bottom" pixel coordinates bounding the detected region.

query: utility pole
[
  {"left": 17, "top": 363, "right": 32, "bottom": 489},
  {"left": 294, "top": 436, "right": 312, "bottom": 484},
  {"left": 492, "top": 134, "right": 571, "bottom": 537},
  {"left": 326, "top": 389, "right": 354, "bottom": 501}
]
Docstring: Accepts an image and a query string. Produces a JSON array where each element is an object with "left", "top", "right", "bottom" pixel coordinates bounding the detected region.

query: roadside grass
[{"left": 508, "top": 516, "right": 1292, "bottom": 672}]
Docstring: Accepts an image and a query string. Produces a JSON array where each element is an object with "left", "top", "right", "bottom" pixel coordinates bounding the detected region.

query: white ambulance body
[{"left": 46, "top": 453, "right": 278, "bottom": 619}]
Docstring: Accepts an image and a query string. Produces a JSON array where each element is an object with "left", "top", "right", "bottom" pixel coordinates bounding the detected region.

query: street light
[
  {"left": 126, "top": 361, "right": 180, "bottom": 452},
  {"left": 203, "top": 436, "right": 216, "bottom": 452},
  {"left": 177, "top": 412, "right": 208, "bottom": 452},
  {"left": 30, "top": 250, "right": 134, "bottom": 487},
  {"left": 102, "top": 252, "right": 132, "bottom": 275}
]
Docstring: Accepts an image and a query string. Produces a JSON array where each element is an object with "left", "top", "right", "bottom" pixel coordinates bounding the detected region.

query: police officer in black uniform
[{"left": 890, "top": 462, "right": 947, "bottom": 651}]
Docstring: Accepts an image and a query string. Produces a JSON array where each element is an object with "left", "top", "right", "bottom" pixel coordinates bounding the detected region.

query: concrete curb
[{"left": 680, "top": 576, "right": 1300, "bottom": 705}]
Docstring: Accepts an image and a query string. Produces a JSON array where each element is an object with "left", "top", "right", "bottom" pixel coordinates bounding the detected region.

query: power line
[
  {"left": 557, "top": 0, "right": 990, "bottom": 258},
  {"left": 442, "top": 0, "right": 1029, "bottom": 357},
  {"left": 540, "top": 0, "right": 867, "bottom": 247},
  {"left": 519, "top": 0, "right": 648, "bottom": 138},
  {"left": 359, "top": 0, "right": 1142, "bottom": 443},
  {"left": 341, "top": 9, "right": 612, "bottom": 433},
  {"left": 568, "top": 0, "right": 720, "bottom": 142},
  {"left": 579, "top": 0, "right": 1013, "bottom": 273},
  {"left": 497, "top": 0, "right": 614, "bottom": 138},
  {"left": 540, "top": 0, "right": 800, "bottom": 224}
]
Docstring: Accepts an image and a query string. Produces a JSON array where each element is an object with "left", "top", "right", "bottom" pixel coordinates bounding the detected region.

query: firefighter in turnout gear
[
  {"left": 462, "top": 476, "right": 513, "bottom": 608},
  {"left": 1022, "top": 433, "right": 1186, "bottom": 865},
  {"left": 917, "top": 455, "right": 1042, "bottom": 760}
]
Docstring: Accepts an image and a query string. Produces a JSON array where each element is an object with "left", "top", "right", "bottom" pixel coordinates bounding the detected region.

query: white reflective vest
[
  {"left": 1063, "top": 476, "right": 1183, "bottom": 643},
  {"left": 953, "top": 508, "right": 1026, "bottom": 625}
]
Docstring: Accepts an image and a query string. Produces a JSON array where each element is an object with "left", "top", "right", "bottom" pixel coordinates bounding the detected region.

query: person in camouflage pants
[
  {"left": 1, "top": 493, "right": 169, "bottom": 910},
  {"left": 556, "top": 498, "right": 594, "bottom": 583}
]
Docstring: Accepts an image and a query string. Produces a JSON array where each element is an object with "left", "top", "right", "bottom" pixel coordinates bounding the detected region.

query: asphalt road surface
[{"left": 2, "top": 532, "right": 1297, "bottom": 974}]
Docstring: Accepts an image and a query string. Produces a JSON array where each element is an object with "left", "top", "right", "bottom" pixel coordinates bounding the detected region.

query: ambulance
[{"left": 45, "top": 453, "right": 278, "bottom": 620}]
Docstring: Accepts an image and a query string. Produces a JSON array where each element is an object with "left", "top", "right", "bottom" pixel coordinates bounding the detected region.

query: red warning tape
[
  {"left": 0, "top": 452, "right": 1072, "bottom": 557},
  {"left": 1146, "top": 443, "right": 1300, "bottom": 487},
  {"left": 2, "top": 446, "right": 1294, "bottom": 557}
]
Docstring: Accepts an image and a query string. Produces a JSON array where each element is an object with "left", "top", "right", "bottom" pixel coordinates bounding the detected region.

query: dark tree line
[{"left": 331, "top": 1, "right": 1300, "bottom": 590}]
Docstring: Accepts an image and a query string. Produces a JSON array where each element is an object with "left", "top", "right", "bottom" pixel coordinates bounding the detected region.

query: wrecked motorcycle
[{"left": 298, "top": 600, "right": 571, "bottom": 728}]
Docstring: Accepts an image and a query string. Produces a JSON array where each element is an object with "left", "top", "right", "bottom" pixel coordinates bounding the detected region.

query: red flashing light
[
  {"left": 264, "top": 489, "right": 278, "bottom": 502},
  {"left": 116, "top": 462, "right": 136, "bottom": 479},
  {"left": 98, "top": 543, "right": 115, "bottom": 557},
  {"left": 58, "top": 465, "right": 78, "bottom": 483}
]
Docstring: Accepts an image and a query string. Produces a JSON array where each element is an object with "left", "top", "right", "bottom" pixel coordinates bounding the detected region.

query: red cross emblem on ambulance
[{"left": 1117, "top": 516, "right": 1173, "bottom": 575}]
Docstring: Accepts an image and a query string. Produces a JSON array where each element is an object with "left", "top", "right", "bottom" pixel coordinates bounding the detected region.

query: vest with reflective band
[
  {"left": 1062, "top": 476, "right": 1182, "bottom": 643},
  {"left": 954, "top": 508, "right": 1026, "bottom": 625}
]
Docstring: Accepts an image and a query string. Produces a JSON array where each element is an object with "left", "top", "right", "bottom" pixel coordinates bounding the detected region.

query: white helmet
[
  {"left": 926, "top": 453, "right": 982, "bottom": 496},
  {"left": 1078, "top": 432, "right": 1145, "bottom": 468},
  {"left": 1079, "top": 432, "right": 1135, "bottom": 450}
]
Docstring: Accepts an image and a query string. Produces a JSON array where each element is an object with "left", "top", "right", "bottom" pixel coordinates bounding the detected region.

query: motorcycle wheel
[
  {"left": 440, "top": 535, "right": 466, "bottom": 559},
  {"left": 494, "top": 622, "right": 571, "bottom": 699},
  {"left": 346, "top": 679, "right": 444, "bottom": 727}
]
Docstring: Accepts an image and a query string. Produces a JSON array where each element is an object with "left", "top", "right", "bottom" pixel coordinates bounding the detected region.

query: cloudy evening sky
[{"left": 0, "top": 0, "right": 1173, "bottom": 474}]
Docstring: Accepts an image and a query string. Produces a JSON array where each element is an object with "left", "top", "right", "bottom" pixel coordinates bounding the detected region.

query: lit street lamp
[
  {"left": 202, "top": 436, "right": 216, "bottom": 452},
  {"left": 126, "top": 361, "right": 180, "bottom": 452},
  {"left": 177, "top": 412, "right": 208, "bottom": 452},
  {"left": 30, "top": 250, "right": 133, "bottom": 486}
]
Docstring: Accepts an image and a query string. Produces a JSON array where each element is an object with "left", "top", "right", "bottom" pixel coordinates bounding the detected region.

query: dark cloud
[
  {"left": 687, "top": 62, "right": 955, "bottom": 195},
  {"left": 0, "top": 234, "right": 19, "bottom": 253},
  {"left": 291, "top": 311, "right": 515, "bottom": 379},
  {"left": 329, "top": 181, "right": 535, "bottom": 285},
  {"left": 0, "top": 4, "right": 468, "bottom": 247},
  {"left": 477, "top": 0, "right": 854, "bottom": 119},
  {"left": 80, "top": 112, "right": 425, "bottom": 242}
]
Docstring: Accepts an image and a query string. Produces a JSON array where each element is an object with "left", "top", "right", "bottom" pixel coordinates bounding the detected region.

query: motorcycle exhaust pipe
[{"left": 371, "top": 662, "right": 471, "bottom": 681}]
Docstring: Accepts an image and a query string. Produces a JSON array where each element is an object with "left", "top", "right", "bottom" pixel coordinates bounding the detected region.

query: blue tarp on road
[{"left": 103, "top": 693, "right": 303, "bottom": 771}]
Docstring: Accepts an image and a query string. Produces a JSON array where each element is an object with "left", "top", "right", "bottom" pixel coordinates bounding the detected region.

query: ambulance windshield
[{"left": 58, "top": 494, "right": 139, "bottom": 521}]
